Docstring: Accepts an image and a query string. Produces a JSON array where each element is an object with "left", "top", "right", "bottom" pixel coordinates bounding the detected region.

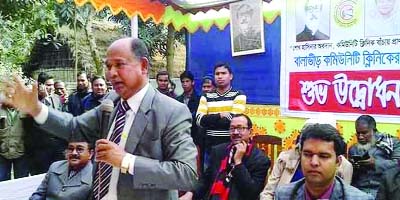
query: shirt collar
[
  {"left": 124, "top": 83, "right": 149, "bottom": 114},
  {"left": 305, "top": 181, "right": 335, "bottom": 200}
]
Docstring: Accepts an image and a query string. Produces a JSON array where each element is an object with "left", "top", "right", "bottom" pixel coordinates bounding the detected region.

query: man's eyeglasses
[
  {"left": 229, "top": 127, "right": 249, "bottom": 133},
  {"left": 67, "top": 147, "right": 87, "bottom": 154}
]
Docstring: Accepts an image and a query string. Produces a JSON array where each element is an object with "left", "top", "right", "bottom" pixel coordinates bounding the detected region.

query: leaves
[{"left": 0, "top": 0, "right": 58, "bottom": 69}]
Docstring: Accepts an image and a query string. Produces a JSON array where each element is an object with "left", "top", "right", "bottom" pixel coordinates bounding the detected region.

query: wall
[{"left": 186, "top": 16, "right": 400, "bottom": 151}]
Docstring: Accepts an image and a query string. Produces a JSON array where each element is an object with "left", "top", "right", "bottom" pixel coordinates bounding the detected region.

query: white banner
[{"left": 280, "top": 0, "right": 400, "bottom": 123}]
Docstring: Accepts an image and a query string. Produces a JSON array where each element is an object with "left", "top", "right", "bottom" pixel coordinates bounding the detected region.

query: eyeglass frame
[
  {"left": 66, "top": 146, "right": 88, "bottom": 154},
  {"left": 229, "top": 126, "right": 250, "bottom": 133}
]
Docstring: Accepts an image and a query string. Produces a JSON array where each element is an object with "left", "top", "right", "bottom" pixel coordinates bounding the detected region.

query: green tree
[
  {"left": 55, "top": 1, "right": 104, "bottom": 75},
  {"left": 0, "top": 0, "right": 58, "bottom": 72},
  {"left": 109, "top": 12, "right": 186, "bottom": 77}
]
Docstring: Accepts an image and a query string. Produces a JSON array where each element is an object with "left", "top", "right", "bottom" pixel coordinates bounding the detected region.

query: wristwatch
[{"left": 120, "top": 155, "right": 130, "bottom": 174}]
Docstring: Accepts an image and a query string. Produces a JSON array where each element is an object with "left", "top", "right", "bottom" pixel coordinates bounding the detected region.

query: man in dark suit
[
  {"left": 275, "top": 124, "right": 372, "bottom": 200},
  {"left": 26, "top": 72, "right": 67, "bottom": 175},
  {"left": 2, "top": 38, "right": 197, "bottom": 200},
  {"left": 30, "top": 139, "right": 93, "bottom": 200},
  {"left": 180, "top": 114, "right": 270, "bottom": 200},
  {"left": 176, "top": 71, "right": 201, "bottom": 144},
  {"left": 67, "top": 71, "right": 90, "bottom": 116},
  {"left": 296, "top": 0, "right": 329, "bottom": 42}
]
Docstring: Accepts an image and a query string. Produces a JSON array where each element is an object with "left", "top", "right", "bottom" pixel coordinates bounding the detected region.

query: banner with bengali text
[{"left": 280, "top": 0, "right": 400, "bottom": 122}]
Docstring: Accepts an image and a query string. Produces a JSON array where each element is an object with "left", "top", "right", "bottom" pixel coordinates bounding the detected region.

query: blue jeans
[{"left": 0, "top": 154, "right": 29, "bottom": 181}]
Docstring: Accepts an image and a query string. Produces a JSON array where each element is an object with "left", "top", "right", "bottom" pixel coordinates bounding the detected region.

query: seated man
[
  {"left": 180, "top": 114, "right": 270, "bottom": 200},
  {"left": 260, "top": 117, "right": 353, "bottom": 200},
  {"left": 30, "top": 137, "right": 93, "bottom": 200},
  {"left": 376, "top": 160, "right": 400, "bottom": 200},
  {"left": 275, "top": 124, "right": 372, "bottom": 200},
  {"left": 349, "top": 115, "right": 400, "bottom": 197}
]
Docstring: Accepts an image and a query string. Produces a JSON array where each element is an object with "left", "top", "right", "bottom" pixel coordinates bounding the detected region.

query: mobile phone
[{"left": 352, "top": 153, "right": 370, "bottom": 162}]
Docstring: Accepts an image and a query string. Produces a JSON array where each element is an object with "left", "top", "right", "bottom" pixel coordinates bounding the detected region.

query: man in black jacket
[
  {"left": 180, "top": 114, "right": 270, "bottom": 200},
  {"left": 176, "top": 71, "right": 201, "bottom": 144}
]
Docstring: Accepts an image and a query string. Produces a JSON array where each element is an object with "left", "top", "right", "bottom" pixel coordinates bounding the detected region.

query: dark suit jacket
[
  {"left": 377, "top": 167, "right": 400, "bottom": 200},
  {"left": 296, "top": 26, "right": 329, "bottom": 42},
  {"left": 194, "top": 142, "right": 270, "bottom": 200},
  {"left": 38, "top": 86, "right": 198, "bottom": 200},
  {"left": 30, "top": 160, "right": 93, "bottom": 200},
  {"left": 275, "top": 177, "right": 373, "bottom": 200},
  {"left": 176, "top": 91, "right": 201, "bottom": 144},
  {"left": 42, "top": 94, "right": 62, "bottom": 111}
]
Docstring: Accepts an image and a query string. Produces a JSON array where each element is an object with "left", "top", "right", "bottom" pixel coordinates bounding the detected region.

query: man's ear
[
  {"left": 140, "top": 57, "right": 149, "bottom": 74},
  {"left": 89, "top": 149, "right": 94, "bottom": 159},
  {"left": 336, "top": 155, "right": 342, "bottom": 167}
]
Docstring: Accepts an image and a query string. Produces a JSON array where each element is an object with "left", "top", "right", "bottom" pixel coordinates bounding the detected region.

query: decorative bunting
[{"left": 60, "top": 0, "right": 280, "bottom": 32}]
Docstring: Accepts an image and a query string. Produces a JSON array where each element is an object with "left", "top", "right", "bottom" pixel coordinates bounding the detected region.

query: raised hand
[{"left": 1, "top": 74, "right": 41, "bottom": 116}]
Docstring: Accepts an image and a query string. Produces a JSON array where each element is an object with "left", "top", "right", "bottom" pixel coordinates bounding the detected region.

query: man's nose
[
  {"left": 107, "top": 66, "right": 118, "bottom": 77},
  {"left": 310, "top": 155, "right": 320, "bottom": 166},
  {"left": 72, "top": 149, "right": 78, "bottom": 155}
]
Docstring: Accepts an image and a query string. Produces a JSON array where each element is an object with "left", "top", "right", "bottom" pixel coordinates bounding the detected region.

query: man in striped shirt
[{"left": 196, "top": 63, "right": 246, "bottom": 169}]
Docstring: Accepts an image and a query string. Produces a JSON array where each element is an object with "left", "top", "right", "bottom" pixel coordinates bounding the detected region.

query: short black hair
[
  {"left": 232, "top": 113, "right": 253, "bottom": 129},
  {"left": 54, "top": 80, "right": 64, "bottom": 86},
  {"left": 156, "top": 71, "right": 169, "bottom": 80},
  {"left": 91, "top": 75, "right": 105, "bottom": 85},
  {"left": 180, "top": 71, "right": 194, "bottom": 81},
  {"left": 213, "top": 63, "right": 232, "bottom": 74},
  {"left": 68, "top": 134, "right": 93, "bottom": 149},
  {"left": 37, "top": 72, "right": 53, "bottom": 84},
  {"left": 300, "top": 123, "right": 345, "bottom": 156},
  {"left": 77, "top": 71, "right": 87, "bottom": 77},
  {"left": 355, "top": 115, "right": 378, "bottom": 132}
]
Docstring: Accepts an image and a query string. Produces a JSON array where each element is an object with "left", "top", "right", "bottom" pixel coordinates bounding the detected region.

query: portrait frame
[{"left": 230, "top": 0, "right": 265, "bottom": 57}]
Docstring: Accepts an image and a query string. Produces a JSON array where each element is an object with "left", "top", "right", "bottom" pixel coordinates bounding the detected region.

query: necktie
[{"left": 93, "top": 101, "right": 130, "bottom": 200}]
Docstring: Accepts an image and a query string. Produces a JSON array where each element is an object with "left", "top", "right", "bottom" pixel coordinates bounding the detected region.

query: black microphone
[{"left": 100, "top": 99, "right": 114, "bottom": 139}]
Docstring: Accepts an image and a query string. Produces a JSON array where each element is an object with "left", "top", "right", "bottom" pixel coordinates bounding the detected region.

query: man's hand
[
  {"left": 95, "top": 139, "right": 126, "bottom": 167},
  {"left": 357, "top": 156, "right": 375, "bottom": 168},
  {"left": 178, "top": 191, "right": 193, "bottom": 200},
  {"left": 1, "top": 75, "right": 41, "bottom": 116},
  {"left": 233, "top": 141, "right": 248, "bottom": 165}
]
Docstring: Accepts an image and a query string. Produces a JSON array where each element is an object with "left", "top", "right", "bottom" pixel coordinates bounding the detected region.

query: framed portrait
[
  {"left": 230, "top": 0, "right": 265, "bottom": 56},
  {"left": 295, "top": 0, "right": 330, "bottom": 42}
]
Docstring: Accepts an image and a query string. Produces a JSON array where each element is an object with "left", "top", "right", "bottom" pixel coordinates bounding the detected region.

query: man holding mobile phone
[
  {"left": 349, "top": 115, "right": 400, "bottom": 198},
  {"left": 180, "top": 114, "right": 270, "bottom": 200}
]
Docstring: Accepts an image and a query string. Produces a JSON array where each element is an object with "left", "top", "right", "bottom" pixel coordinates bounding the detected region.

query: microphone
[{"left": 100, "top": 99, "right": 114, "bottom": 139}]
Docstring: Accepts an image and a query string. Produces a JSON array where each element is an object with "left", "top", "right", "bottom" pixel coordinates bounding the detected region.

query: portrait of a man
[
  {"left": 365, "top": 0, "right": 400, "bottom": 36},
  {"left": 296, "top": 0, "right": 330, "bottom": 42},
  {"left": 230, "top": 0, "right": 265, "bottom": 56}
]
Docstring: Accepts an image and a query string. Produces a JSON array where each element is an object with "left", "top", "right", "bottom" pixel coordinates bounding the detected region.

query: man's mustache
[{"left": 69, "top": 155, "right": 80, "bottom": 159}]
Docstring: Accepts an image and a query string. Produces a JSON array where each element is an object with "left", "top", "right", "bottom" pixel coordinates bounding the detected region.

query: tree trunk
[
  {"left": 166, "top": 24, "right": 175, "bottom": 77},
  {"left": 84, "top": 9, "right": 102, "bottom": 76}
]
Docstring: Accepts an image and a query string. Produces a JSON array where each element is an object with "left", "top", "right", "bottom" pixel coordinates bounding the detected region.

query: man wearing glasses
[
  {"left": 30, "top": 138, "right": 93, "bottom": 200},
  {"left": 180, "top": 114, "right": 270, "bottom": 200}
]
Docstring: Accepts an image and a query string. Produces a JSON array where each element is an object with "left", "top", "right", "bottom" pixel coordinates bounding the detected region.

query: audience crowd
[{"left": 1, "top": 38, "right": 399, "bottom": 200}]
